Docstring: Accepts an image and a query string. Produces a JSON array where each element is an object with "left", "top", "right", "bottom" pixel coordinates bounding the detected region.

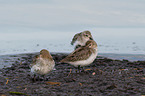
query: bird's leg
[
  {"left": 42, "top": 75, "right": 46, "bottom": 81},
  {"left": 32, "top": 74, "right": 36, "bottom": 82},
  {"left": 78, "top": 65, "right": 81, "bottom": 73},
  {"left": 67, "top": 69, "right": 72, "bottom": 77}
]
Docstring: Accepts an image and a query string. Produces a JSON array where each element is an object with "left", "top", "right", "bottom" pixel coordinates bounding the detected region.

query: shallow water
[
  {"left": 0, "top": 28, "right": 145, "bottom": 55},
  {"left": 99, "top": 53, "right": 145, "bottom": 61}
]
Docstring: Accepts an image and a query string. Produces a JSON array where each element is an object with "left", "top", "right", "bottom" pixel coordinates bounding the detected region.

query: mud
[{"left": 0, "top": 53, "right": 145, "bottom": 96}]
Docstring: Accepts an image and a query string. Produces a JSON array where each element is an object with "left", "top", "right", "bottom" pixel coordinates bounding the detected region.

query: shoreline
[
  {"left": 1, "top": 52, "right": 145, "bottom": 59},
  {"left": 0, "top": 52, "right": 145, "bottom": 69},
  {"left": 1, "top": 52, "right": 145, "bottom": 56},
  {"left": 0, "top": 52, "right": 145, "bottom": 95}
]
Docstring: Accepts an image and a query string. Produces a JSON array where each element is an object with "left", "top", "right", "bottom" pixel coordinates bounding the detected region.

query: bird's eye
[
  {"left": 89, "top": 44, "right": 92, "bottom": 46},
  {"left": 85, "top": 35, "right": 88, "bottom": 37}
]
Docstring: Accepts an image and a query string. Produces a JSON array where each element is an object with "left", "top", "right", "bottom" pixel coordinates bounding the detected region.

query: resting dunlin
[
  {"left": 61, "top": 40, "right": 97, "bottom": 72},
  {"left": 71, "top": 30, "right": 93, "bottom": 49},
  {"left": 30, "top": 49, "right": 55, "bottom": 81}
]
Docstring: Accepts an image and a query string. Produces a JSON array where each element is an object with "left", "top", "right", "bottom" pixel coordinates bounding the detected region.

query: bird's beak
[{"left": 90, "top": 37, "right": 93, "bottom": 40}]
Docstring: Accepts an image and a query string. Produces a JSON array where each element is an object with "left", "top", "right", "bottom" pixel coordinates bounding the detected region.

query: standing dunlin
[{"left": 61, "top": 40, "right": 97, "bottom": 72}]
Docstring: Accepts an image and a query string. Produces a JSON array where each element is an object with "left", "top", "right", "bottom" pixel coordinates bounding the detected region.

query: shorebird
[
  {"left": 61, "top": 40, "right": 98, "bottom": 72},
  {"left": 71, "top": 30, "right": 93, "bottom": 49},
  {"left": 30, "top": 49, "right": 55, "bottom": 81}
]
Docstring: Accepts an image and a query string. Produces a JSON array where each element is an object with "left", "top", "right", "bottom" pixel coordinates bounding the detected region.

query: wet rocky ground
[{"left": 0, "top": 53, "right": 145, "bottom": 96}]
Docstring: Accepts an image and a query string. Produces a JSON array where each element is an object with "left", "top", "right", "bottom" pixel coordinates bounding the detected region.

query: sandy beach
[{"left": 0, "top": 53, "right": 145, "bottom": 96}]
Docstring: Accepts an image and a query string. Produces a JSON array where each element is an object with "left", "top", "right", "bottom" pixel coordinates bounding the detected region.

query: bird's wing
[
  {"left": 30, "top": 55, "right": 39, "bottom": 67},
  {"left": 71, "top": 33, "right": 80, "bottom": 45},
  {"left": 60, "top": 47, "right": 92, "bottom": 62}
]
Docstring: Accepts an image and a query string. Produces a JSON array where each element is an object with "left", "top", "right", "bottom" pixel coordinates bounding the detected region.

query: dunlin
[
  {"left": 71, "top": 30, "right": 93, "bottom": 49},
  {"left": 30, "top": 49, "right": 55, "bottom": 81},
  {"left": 61, "top": 40, "right": 97, "bottom": 72}
]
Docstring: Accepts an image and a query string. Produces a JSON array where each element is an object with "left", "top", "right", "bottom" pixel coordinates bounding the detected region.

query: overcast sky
[{"left": 0, "top": 0, "right": 145, "bottom": 33}]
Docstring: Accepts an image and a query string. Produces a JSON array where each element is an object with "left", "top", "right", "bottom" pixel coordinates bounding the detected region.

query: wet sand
[{"left": 0, "top": 53, "right": 145, "bottom": 96}]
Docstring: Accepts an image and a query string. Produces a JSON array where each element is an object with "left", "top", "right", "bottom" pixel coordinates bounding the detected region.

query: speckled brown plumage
[
  {"left": 71, "top": 30, "right": 93, "bottom": 50},
  {"left": 60, "top": 40, "right": 98, "bottom": 67}
]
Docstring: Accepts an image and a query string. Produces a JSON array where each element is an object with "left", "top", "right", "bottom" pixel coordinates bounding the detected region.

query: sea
[{"left": 0, "top": 28, "right": 145, "bottom": 69}]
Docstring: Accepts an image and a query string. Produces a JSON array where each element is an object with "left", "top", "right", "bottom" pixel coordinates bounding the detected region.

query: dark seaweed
[{"left": 0, "top": 53, "right": 145, "bottom": 96}]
